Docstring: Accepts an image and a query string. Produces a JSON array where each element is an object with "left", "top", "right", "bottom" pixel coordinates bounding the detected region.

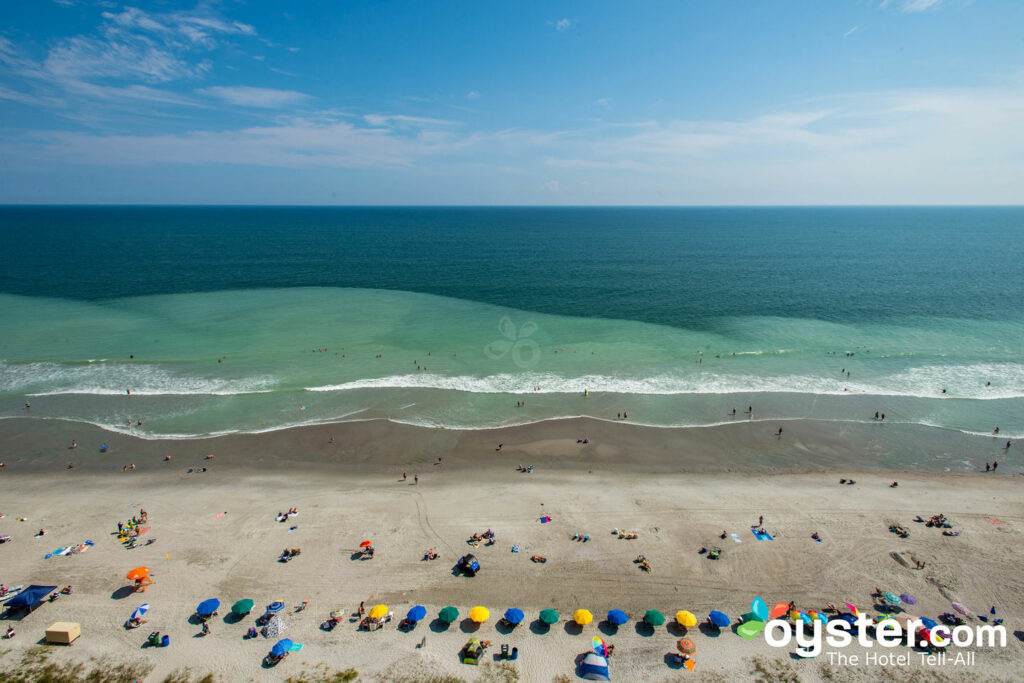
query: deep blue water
[{"left": 1, "top": 206, "right": 1022, "bottom": 328}]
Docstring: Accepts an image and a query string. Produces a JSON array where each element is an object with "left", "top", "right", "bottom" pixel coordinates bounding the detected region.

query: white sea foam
[
  {"left": 304, "top": 364, "right": 1024, "bottom": 400},
  {"left": 0, "top": 361, "right": 275, "bottom": 397}
]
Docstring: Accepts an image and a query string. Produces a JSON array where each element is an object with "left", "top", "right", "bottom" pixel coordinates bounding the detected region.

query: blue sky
[{"left": 1, "top": 0, "right": 1021, "bottom": 204}]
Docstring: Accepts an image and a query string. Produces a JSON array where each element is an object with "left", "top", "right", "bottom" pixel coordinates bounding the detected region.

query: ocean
[{"left": 1, "top": 206, "right": 1022, "bottom": 443}]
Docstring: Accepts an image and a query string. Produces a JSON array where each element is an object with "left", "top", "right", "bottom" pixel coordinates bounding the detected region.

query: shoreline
[{"left": 0, "top": 415, "right": 1018, "bottom": 477}]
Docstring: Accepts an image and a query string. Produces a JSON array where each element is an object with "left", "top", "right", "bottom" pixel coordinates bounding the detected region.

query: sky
[{"left": 0, "top": 0, "right": 1022, "bottom": 205}]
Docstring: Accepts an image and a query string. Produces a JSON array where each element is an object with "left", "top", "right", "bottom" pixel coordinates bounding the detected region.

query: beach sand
[{"left": 0, "top": 417, "right": 1021, "bottom": 682}]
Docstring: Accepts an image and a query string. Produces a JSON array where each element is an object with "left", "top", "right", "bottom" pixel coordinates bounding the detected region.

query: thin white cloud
[
  {"left": 466, "top": 90, "right": 480, "bottom": 100},
  {"left": 903, "top": 0, "right": 941, "bottom": 12},
  {"left": 198, "top": 86, "right": 311, "bottom": 108},
  {"left": 363, "top": 114, "right": 458, "bottom": 128},
  {"left": 595, "top": 98, "right": 611, "bottom": 108},
  {"left": 843, "top": 25, "right": 860, "bottom": 38},
  {"left": 555, "top": 18, "right": 571, "bottom": 32}
]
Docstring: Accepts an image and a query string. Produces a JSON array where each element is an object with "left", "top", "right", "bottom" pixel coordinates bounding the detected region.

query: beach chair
[
  {"left": 147, "top": 631, "right": 161, "bottom": 647},
  {"left": 501, "top": 644, "right": 509, "bottom": 659}
]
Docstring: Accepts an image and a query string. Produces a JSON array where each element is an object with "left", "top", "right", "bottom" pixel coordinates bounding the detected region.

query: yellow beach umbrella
[
  {"left": 676, "top": 610, "right": 697, "bottom": 628},
  {"left": 469, "top": 606, "right": 490, "bottom": 623},
  {"left": 368, "top": 604, "right": 388, "bottom": 619},
  {"left": 574, "top": 609, "right": 594, "bottom": 626}
]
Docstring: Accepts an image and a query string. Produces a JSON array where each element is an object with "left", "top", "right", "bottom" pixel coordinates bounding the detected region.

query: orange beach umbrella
[
  {"left": 360, "top": 540, "right": 373, "bottom": 548},
  {"left": 126, "top": 567, "right": 150, "bottom": 581}
]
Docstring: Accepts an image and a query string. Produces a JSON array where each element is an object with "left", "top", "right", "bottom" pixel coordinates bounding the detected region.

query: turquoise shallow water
[
  {"left": 0, "top": 288, "right": 1021, "bottom": 439},
  {"left": 0, "top": 207, "right": 1021, "bottom": 441}
]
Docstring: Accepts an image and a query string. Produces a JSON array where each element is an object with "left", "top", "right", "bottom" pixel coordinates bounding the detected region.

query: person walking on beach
[
  {"left": 758, "top": 515, "right": 763, "bottom": 527},
  {"left": 777, "top": 426, "right": 783, "bottom": 437},
  {"left": 403, "top": 472, "right": 407, "bottom": 481},
  {"left": 358, "top": 601, "right": 365, "bottom": 618},
  {"left": 414, "top": 474, "right": 419, "bottom": 485},
  {"left": 986, "top": 463, "right": 990, "bottom": 472}
]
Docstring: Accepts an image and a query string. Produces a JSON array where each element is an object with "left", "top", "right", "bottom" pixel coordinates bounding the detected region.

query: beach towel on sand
[
  {"left": 752, "top": 529, "right": 774, "bottom": 541},
  {"left": 731, "top": 533, "right": 742, "bottom": 543}
]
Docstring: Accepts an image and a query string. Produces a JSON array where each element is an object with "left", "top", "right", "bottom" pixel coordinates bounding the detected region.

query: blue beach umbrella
[
  {"left": 266, "top": 601, "right": 285, "bottom": 614},
  {"left": 270, "top": 638, "right": 293, "bottom": 658},
  {"left": 130, "top": 603, "right": 150, "bottom": 621},
  {"left": 836, "top": 614, "right": 858, "bottom": 629},
  {"left": 503, "top": 608, "right": 525, "bottom": 624},
  {"left": 607, "top": 609, "right": 628, "bottom": 626},
  {"left": 196, "top": 598, "right": 220, "bottom": 616},
  {"left": 920, "top": 617, "right": 938, "bottom": 630},
  {"left": 407, "top": 605, "right": 427, "bottom": 622},
  {"left": 709, "top": 610, "right": 730, "bottom": 628},
  {"left": 751, "top": 597, "right": 769, "bottom": 622}
]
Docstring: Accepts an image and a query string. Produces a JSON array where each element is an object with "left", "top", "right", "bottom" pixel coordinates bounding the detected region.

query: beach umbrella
[
  {"left": 407, "top": 606, "right": 427, "bottom": 622},
  {"left": 900, "top": 593, "right": 917, "bottom": 606},
  {"left": 607, "top": 609, "right": 628, "bottom": 626},
  {"left": 592, "top": 636, "right": 607, "bottom": 657},
  {"left": 675, "top": 611, "right": 697, "bottom": 628},
  {"left": 789, "top": 610, "right": 802, "bottom": 622},
  {"left": 470, "top": 606, "right": 490, "bottom": 623},
  {"left": 574, "top": 609, "right": 593, "bottom": 626},
  {"left": 737, "top": 620, "right": 766, "bottom": 639},
  {"left": 330, "top": 609, "right": 345, "bottom": 620},
  {"left": 266, "top": 601, "right": 285, "bottom": 614},
  {"left": 439, "top": 606, "right": 459, "bottom": 623},
  {"left": 504, "top": 608, "right": 525, "bottom": 625},
  {"left": 130, "top": 604, "right": 149, "bottom": 621},
  {"left": 539, "top": 608, "right": 560, "bottom": 625},
  {"left": 126, "top": 567, "right": 150, "bottom": 581},
  {"left": 677, "top": 638, "right": 697, "bottom": 655},
  {"left": 883, "top": 592, "right": 901, "bottom": 606},
  {"left": 770, "top": 602, "right": 789, "bottom": 620},
  {"left": 844, "top": 602, "right": 859, "bottom": 616},
  {"left": 709, "top": 610, "right": 730, "bottom": 628},
  {"left": 751, "top": 597, "right": 769, "bottom": 621},
  {"left": 270, "top": 638, "right": 293, "bottom": 658},
  {"left": 952, "top": 602, "right": 971, "bottom": 616},
  {"left": 359, "top": 540, "right": 373, "bottom": 548},
  {"left": 644, "top": 609, "right": 665, "bottom": 626},
  {"left": 231, "top": 599, "right": 254, "bottom": 615},
  {"left": 196, "top": 598, "right": 220, "bottom": 616},
  {"left": 369, "top": 604, "right": 389, "bottom": 620},
  {"left": 920, "top": 617, "right": 938, "bottom": 630},
  {"left": 836, "top": 614, "right": 858, "bottom": 628}
]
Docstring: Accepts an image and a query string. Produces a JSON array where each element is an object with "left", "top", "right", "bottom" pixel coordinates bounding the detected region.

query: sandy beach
[{"left": 0, "top": 417, "right": 1022, "bottom": 682}]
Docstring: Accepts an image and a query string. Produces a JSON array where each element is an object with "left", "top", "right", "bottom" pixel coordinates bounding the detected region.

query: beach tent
[
  {"left": 579, "top": 652, "right": 611, "bottom": 681},
  {"left": 461, "top": 638, "right": 484, "bottom": 665},
  {"left": 4, "top": 585, "right": 57, "bottom": 609},
  {"left": 607, "top": 609, "right": 628, "bottom": 626}
]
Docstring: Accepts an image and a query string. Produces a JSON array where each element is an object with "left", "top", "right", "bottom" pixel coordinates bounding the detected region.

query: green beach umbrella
[
  {"left": 439, "top": 606, "right": 459, "bottom": 623},
  {"left": 231, "top": 599, "right": 254, "bottom": 615},
  {"left": 644, "top": 609, "right": 666, "bottom": 626},
  {"left": 539, "top": 608, "right": 560, "bottom": 625}
]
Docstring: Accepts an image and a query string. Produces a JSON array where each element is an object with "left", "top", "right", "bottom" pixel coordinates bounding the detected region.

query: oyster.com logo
[{"left": 484, "top": 317, "right": 540, "bottom": 368}]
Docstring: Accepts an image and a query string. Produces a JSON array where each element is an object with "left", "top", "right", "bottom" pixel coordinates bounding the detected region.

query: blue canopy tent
[
  {"left": 579, "top": 652, "right": 610, "bottom": 681},
  {"left": 503, "top": 608, "right": 525, "bottom": 625},
  {"left": 3, "top": 585, "right": 57, "bottom": 610},
  {"left": 607, "top": 609, "right": 628, "bottom": 626}
]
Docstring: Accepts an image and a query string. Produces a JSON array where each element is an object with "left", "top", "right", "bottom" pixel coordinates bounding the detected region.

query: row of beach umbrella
[{"left": 361, "top": 604, "right": 710, "bottom": 628}]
